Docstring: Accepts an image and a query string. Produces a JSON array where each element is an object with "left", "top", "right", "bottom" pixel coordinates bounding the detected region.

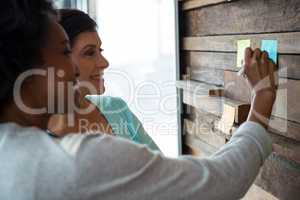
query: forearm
[
  {"left": 248, "top": 91, "right": 276, "bottom": 129},
  {"left": 73, "top": 121, "right": 271, "bottom": 200}
]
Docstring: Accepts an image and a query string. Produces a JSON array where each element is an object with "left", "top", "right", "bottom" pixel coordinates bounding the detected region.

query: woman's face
[
  {"left": 71, "top": 31, "right": 109, "bottom": 96},
  {"left": 25, "top": 20, "right": 79, "bottom": 114}
]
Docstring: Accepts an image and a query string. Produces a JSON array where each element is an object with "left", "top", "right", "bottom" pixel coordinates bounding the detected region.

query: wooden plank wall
[{"left": 178, "top": 0, "right": 300, "bottom": 199}]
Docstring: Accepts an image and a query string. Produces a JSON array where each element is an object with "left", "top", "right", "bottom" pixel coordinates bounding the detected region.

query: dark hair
[
  {"left": 0, "top": 0, "right": 56, "bottom": 104},
  {"left": 59, "top": 9, "right": 97, "bottom": 46}
]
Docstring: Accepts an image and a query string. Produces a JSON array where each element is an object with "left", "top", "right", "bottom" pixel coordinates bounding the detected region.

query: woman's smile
[{"left": 90, "top": 73, "right": 104, "bottom": 81}]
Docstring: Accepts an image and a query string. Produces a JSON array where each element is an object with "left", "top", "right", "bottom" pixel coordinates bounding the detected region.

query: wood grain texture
[
  {"left": 182, "top": 51, "right": 300, "bottom": 80},
  {"left": 182, "top": 32, "right": 300, "bottom": 54},
  {"left": 269, "top": 116, "right": 300, "bottom": 141},
  {"left": 177, "top": 80, "right": 250, "bottom": 125},
  {"left": 182, "top": 90, "right": 249, "bottom": 121},
  {"left": 224, "top": 71, "right": 300, "bottom": 124},
  {"left": 243, "top": 184, "right": 278, "bottom": 200},
  {"left": 190, "top": 67, "right": 224, "bottom": 86},
  {"left": 176, "top": 80, "right": 223, "bottom": 95},
  {"left": 184, "top": 134, "right": 218, "bottom": 155},
  {"left": 224, "top": 71, "right": 300, "bottom": 139},
  {"left": 182, "top": 0, "right": 300, "bottom": 36},
  {"left": 182, "top": 144, "right": 203, "bottom": 156},
  {"left": 271, "top": 133, "right": 300, "bottom": 164},
  {"left": 255, "top": 154, "right": 300, "bottom": 200},
  {"left": 185, "top": 105, "right": 300, "bottom": 163},
  {"left": 182, "top": 0, "right": 232, "bottom": 11},
  {"left": 179, "top": 78, "right": 300, "bottom": 140},
  {"left": 183, "top": 140, "right": 300, "bottom": 199},
  {"left": 184, "top": 114, "right": 226, "bottom": 149},
  {"left": 223, "top": 70, "right": 251, "bottom": 102}
]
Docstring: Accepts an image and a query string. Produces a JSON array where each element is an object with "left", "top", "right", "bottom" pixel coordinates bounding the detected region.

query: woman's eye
[{"left": 85, "top": 50, "right": 96, "bottom": 57}]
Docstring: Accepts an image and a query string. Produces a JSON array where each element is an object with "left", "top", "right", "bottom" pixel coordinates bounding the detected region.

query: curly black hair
[
  {"left": 59, "top": 9, "right": 97, "bottom": 46},
  {"left": 0, "top": 0, "right": 56, "bottom": 104}
]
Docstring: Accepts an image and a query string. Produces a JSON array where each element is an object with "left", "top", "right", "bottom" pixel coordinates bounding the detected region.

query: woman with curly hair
[{"left": 0, "top": 1, "right": 277, "bottom": 199}]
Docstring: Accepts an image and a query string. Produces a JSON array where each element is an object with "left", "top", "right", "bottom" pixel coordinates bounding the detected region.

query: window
[
  {"left": 54, "top": 0, "right": 88, "bottom": 12},
  {"left": 94, "top": 0, "right": 179, "bottom": 156}
]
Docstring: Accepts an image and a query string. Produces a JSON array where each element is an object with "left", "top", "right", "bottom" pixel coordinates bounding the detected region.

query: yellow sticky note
[{"left": 237, "top": 40, "right": 251, "bottom": 68}]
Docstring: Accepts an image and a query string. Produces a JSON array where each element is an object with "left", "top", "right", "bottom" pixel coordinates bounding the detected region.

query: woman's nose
[{"left": 96, "top": 53, "right": 109, "bottom": 69}]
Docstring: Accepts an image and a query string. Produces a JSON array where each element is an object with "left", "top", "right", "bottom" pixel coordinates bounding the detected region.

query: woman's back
[{"left": 0, "top": 123, "right": 77, "bottom": 200}]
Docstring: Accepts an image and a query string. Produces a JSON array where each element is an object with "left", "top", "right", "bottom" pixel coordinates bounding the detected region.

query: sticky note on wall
[
  {"left": 236, "top": 40, "right": 251, "bottom": 68},
  {"left": 261, "top": 40, "right": 278, "bottom": 64}
]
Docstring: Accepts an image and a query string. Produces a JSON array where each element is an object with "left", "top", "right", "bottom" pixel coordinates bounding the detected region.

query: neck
[
  {"left": 0, "top": 102, "right": 50, "bottom": 130},
  {"left": 78, "top": 93, "right": 93, "bottom": 109},
  {"left": 48, "top": 96, "right": 101, "bottom": 136}
]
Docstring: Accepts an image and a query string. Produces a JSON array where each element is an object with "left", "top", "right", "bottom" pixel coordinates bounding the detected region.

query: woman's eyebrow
[{"left": 83, "top": 44, "right": 97, "bottom": 49}]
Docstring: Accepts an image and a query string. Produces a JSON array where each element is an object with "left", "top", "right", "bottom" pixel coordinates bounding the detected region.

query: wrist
[
  {"left": 252, "top": 89, "right": 276, "bottom": 104},
  {"left": 248, "top": 91, "right": 276, "bottom": 129}
]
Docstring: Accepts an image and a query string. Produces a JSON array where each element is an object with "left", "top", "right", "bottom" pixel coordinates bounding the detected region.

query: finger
[
  {"left": 244, "top": 47, "right": 253, "bottom": 67},
  {"left": 268, "top": 61, "right": 275, "bottom": 90},
  {"left": 248, "top": 48, "right": 261, "bottom": 75},
  {"left": 269, "top": 59, "right": 278, "bottom": 70},
  {"left": 268, "top": 61, "right": 278, "bottom": 90},
  {"left": 253, "top": 48, "right": 262, "bottom": 62},
  {"left": 260, "top": 51, "right": 270, "bottom": 77}
]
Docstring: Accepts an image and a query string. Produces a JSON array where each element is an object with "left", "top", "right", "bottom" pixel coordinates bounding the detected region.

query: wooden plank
[
  {"left": 224, "top": 71, "right": 300, "bottom": 139},
  {"left": 184, "top": 136, "right": 300, "bottom": 199},
  {"left": 182, "top": 0, "right": 300, "bottom": 36},
  {"left": 224, "top": 71, "right": 300, "bottom": 124},
  {"left": 269, "top": 116, "right": 300, "bottom": 141},
  {"left": 243, "top": 184, "right": 279, "bottom": 200},
  {"left": 271, "top": 133, "right": 300, "bottom": 165},
  {"left": 183, "top": 90, "right": 224, "bottom": 116},
  {"left": 184, "top": 134, "right": 218, "bottom": 156},
  {"left": 223, "top": 69, "right": 251, "bottom": 103},
  {"left": 186, "top": 105, "right": 300, "bottom": 163},
  {"left": 190, "top": 67, "right": 224, "bottom": 86},
  {"left": 182, "top": 32, "right": 300, "bottom": 54},
  {"left": 179, "top": 78, "right": 300, "bottom": 141},
  {"left": 184, "top": 120, "right": 300, "bottom": 198},
  {"left": 183, "top": 51, "right": 300, "bottom": 80},
  {"left": 182, "top": 0, "right": 232, "bottom": 11},
  {"left": 184, "top": 118, "right": 226, "bottom": 149},
  {"left": 183, "top": 91, "right": 250, "bottom": 128},
  {"left": 255, "top": 154, "right": 300, "bottom": 200},
  {"left": 176, "top": 80, "right": 223, "bottom": 95},
  {"left": 183, "top": 105, "right": 300, "bottom": 196},
  {"left": 182, "top": 144, "right": 203, "bottom": 157},
  {"left": 224, "top": 71, "right": 300, "bottom": 123},
  {"left": 235, "top": 124, "right": 300, "bottom": 163}
]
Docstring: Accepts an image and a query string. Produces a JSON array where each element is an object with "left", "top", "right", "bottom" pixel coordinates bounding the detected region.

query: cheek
[
  {"left": 30, "top": 76, "right": 49, "bottom": 107},
  {"left": 77, "top": 58, "right": 95, "bottom": 81}
]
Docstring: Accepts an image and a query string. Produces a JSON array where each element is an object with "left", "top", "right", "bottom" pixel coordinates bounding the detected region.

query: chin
[{"left": 98, "top": 86, "right": 105, "bottom": 95}]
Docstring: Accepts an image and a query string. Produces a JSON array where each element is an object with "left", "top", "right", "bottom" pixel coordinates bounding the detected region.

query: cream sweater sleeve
[{"left": 59, "top": 121, "right": 272, "bottom": 200}]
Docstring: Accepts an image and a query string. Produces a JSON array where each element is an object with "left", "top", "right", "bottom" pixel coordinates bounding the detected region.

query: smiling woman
[{"left": 47, "top": 9, "right": 160, "bottom": 151}]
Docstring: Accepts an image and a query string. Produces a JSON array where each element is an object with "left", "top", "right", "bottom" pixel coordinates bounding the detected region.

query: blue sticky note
[{"left": 261, "top": 40, "right": 278, "bottom": 63}]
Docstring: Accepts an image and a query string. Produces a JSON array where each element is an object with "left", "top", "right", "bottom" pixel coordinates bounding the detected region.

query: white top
[{"left": 0, "top": 121, "right": 272, "bottom": 200}]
